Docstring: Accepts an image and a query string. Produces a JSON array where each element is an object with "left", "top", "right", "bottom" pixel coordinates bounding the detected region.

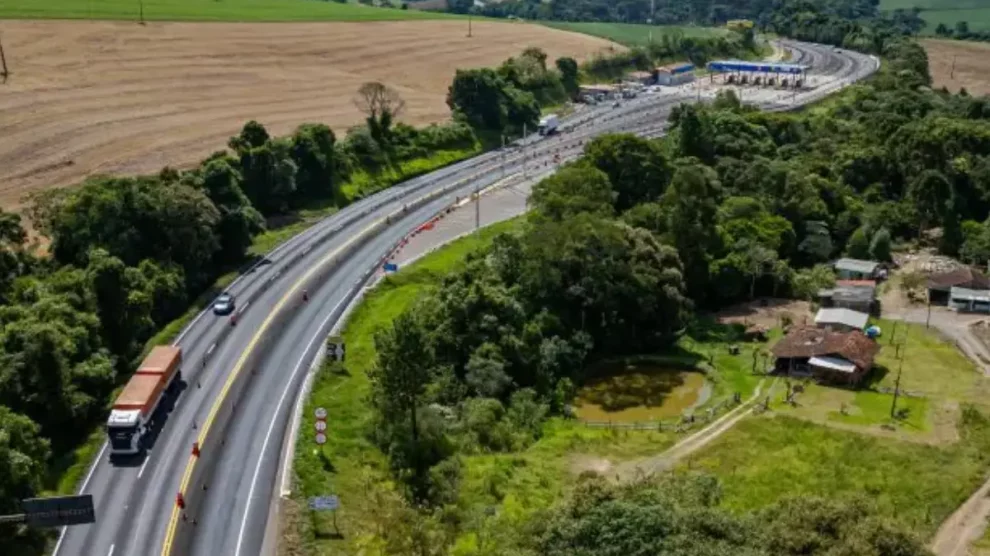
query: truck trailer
[{"left": 107, "top": 345, "right": 183, "bottom": 456}]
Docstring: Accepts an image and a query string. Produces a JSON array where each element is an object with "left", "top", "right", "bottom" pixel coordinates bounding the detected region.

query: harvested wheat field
[
  {"left": 0, "top": 20, "right": 618, "bottom": 209},
  {"left": 922, "top": 38, "right": 990, "bottom": 97}
]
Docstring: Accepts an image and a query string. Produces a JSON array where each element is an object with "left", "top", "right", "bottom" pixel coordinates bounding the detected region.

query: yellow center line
[{"left": 159, "top": 160, "right": 507, "bottom": 554}]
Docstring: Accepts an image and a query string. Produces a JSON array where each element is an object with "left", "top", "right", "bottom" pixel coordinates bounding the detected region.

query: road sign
[
  {"left": 21, "top": 495, "right": 95, "bottom": 528},
  {"left": 315, "top": 420, "right": 327, "bottom": 432},
  {"left": 314, "top": 407, "right": 327, "bottom": 420},
  {"left": 383, "top": 262, "right": 398, "bottom": 273},
  {"left": 315, "top": 433, "right": 327, "bottom": 445},
  {"left": 308, "top": 495, "right": 339, "bottom": 511}
]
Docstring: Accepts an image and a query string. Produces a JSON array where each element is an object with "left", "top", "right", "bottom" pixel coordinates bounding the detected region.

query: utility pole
[
  {"left": 950, "top": 54, "right": 957, "bottom": 80},
  {"left": 0, "top": 32, "right": 9, "bottom": 83},
  {"left": 521, "top": 123, "right": 527, "bottom": 179},
  {"left": 467, "top": 11, "right": 473, "bottom": 38},
  {"left": 139, "top": 0, "right": 145, "bottom": 25},
  {"left": 890, "top": 336, "right": 906, "bottom": 418},
  {"left": 647, "top": 0, "right": 654, "bottom": 44}
]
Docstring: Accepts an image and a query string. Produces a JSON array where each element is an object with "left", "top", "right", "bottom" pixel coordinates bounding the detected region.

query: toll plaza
[{"left": 706, "top": 60, "right": 810, "bottom": 88}]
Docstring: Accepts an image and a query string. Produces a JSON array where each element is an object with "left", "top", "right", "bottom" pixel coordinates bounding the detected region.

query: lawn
[
  {"left": 0, "top": 0, "right": 456, "bottom": 21},
  {"left": 880, "top": 0, "right": 990, "bottom": 32},
  {"left": 872, "top": 318, "right": 990, "bottom": 404},
  {"left": 542, "top": 21, "right": 728, "bottom": 47},
  {"left": 688, "top": 410, "right": 990, "bottom": 539}
]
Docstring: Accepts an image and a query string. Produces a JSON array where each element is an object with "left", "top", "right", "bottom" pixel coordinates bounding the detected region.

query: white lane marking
[
  {"left": 138, "top": 456, "right": 150, "bottom": 479},
  {"left": 52, "top": 442, "right": 109, "bottom": 555},
  {"left": 233, "top": 296, "right": 347, "bottom": 556},
  {"left": 107, "top": 544, "right": 115, "bottom": 556}
]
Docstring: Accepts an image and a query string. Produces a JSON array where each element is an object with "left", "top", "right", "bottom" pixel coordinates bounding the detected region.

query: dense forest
[{"left": 363, "top": 19, "right": 990, "bottom": 555}]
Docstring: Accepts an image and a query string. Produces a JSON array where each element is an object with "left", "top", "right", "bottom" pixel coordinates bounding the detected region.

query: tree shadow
[
  {"left": 578, "top": 362, "right": 697, "bottom": 412},
  {"left": 860, "top": 364, "right": 891, "bottom": 390}
]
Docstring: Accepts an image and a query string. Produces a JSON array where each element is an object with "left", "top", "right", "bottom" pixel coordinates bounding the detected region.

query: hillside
[{"left": 0, "top": 20, "right": 616, "bottom": 210}]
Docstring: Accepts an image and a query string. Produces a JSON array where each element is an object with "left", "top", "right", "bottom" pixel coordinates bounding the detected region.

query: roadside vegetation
[{"left": 0, "top": 0, "right": 454, "bottom": 21}]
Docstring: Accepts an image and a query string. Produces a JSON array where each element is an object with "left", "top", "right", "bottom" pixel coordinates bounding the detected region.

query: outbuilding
[
  {"left": 817, "top": 280, "right": 879, "bottom": 316},
  {"left": 949, "top": 287, "right": 990, "bottom": 313},
  {"left": 834, "top": 258, "right": 880, "bottom": 281},
  {"left": 814, "top": 308, "right": 869, "bottom": 332},
  {"left": 655, "top": 63, "right": 695, "bottom": 86},
  {"left": 928, "top": 266, "right": 990, "bottom": 305}
]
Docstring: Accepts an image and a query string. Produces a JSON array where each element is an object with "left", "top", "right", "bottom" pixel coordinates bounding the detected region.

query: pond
[{"left": 574, "top": 364, "right": 711, "bottom": 423}]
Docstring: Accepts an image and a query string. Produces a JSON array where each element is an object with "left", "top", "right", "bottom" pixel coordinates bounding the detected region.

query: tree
[
  {"left": 447, "top": 68, "right": 540, "bottom": 133},
  {"left": 584, "top": 134, "right": 671, "bottom": 210},
  {"left": 672, "top": 103, "right": 714, "bottom": 163},
  {"left": 289, "top": 123, "right": 340, "bottom": 203},
  {"left": 908, "top": 169, "right": 952, "bottom": 237},
  {"left": 530, "top": 165, "right": 615, "bottom": 220},
  {"left": 955, "top": 20, "right": 970, "bottom": 38},
  {"left": 354, "top": 81, "right": 406, "bottom": 122},
  {"left": 846, "top": 226, "right": 871, "bottom": 259},
  {"left": 662, "top": 160, "right": 722, "bottom": 301},
  {"left": 555, "top": 56, "right": 579, "bottom": 99},
  {"left": 0, "top": 209, "right": 29, "bottom": 302},
  {"left": 0, "top": 407, "right": 51, "bottom": 555},
  {"left": 934, "top": 23, "right": 950, "bottom": 36},
  {"left": 869, "top": 227, "right": 892, "bottom": 262},
  {"left": 371, "top": 310, "right": 438, "bottom": 446},
  {"left": 196, "top": 157, "right": 264, "bottom": 264}
]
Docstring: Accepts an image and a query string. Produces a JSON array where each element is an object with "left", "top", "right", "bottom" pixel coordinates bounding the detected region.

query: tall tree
[{"left": 584, "top": 134, "right": 671, "bottom": 211}]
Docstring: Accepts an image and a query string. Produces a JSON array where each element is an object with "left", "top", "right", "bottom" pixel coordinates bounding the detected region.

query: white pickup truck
[{"left": 537, "top": 114, "right": 559, "bottom": 136}]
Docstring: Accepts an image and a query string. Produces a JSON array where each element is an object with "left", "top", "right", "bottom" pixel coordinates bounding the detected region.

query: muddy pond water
[{"left": 574, "top": 364, "right": 711, "bottom": 422}]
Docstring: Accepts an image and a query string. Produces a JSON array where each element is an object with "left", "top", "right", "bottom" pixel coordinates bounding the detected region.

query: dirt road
[
  {"left": 613, "top": 378, "right": 773, "bottom": 480},
  {"left": 0, "top": 20, "right": 616, "bottom": 210}
]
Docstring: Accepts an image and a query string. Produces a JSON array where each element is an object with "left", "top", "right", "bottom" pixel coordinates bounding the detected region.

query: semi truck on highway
[
  {"left": 107, "top": 345, "right": 183, "bottom": 456},
  {"left": 537, "top": 114, "right": 559, "bottom": 136}
]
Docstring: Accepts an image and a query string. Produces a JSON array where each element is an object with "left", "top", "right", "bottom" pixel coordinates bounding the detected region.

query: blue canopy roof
[{"left": 706, "top": 60, "right": 809, "bottom": 74}]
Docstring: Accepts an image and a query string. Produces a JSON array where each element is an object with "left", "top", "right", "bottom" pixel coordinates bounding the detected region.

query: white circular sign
[
  {"left": 314, "top": 407, "right": 327, "bottom": 420},
  {"left": 315, "top": 420, "right": 327, "bottom": 432},
  {"left": 315, "top": 433, "right": 327, "bottom": 445}
]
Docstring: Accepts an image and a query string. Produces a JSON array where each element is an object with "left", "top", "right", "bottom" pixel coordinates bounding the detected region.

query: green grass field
[
  {"left": 689, "top": 410, "right": 990, "bottom": 539},
  {"left": 881, "top": 0, "right": 990, "bottom": 32},
  {"left": 0, "top": 0, "right": 456, "bottom": 22},
  {"left": 542, "top": 21, "right": 728, "bottom": 47}
]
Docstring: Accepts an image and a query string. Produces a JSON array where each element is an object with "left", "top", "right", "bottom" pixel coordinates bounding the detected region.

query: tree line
[
  {"left": 360, "top": 22, "right": 990, "bottom": 554},
  {"left": 0, "top": 81, "right": 479, "bottom": 554}
]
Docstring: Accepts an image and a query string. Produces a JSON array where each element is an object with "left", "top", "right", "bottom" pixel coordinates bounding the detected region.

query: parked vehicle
[
  {"left": 107, "top": 346, "right": 183, "bottom": 456},
  {"left": 213, "top": 292, "right": 235, "bottom": 315}
]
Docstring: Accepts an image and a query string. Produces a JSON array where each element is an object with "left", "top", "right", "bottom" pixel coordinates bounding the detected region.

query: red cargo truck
[{"left": 107, "top": 346, "right": 183, "bottom": 456}]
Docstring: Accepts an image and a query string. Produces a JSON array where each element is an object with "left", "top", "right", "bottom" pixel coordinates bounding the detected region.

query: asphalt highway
[{"left": 52, "top": 40, "right": 876, "bottom": 556}]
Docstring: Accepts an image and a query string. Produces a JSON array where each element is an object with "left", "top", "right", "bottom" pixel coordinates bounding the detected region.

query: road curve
[{"left": 51, "top": 40, "right": 876, "bottom": 556}]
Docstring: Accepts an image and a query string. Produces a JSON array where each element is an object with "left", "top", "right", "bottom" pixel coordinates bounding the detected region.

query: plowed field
[{"left": 0, "top": 20, "right": 617, "bottom": 209}]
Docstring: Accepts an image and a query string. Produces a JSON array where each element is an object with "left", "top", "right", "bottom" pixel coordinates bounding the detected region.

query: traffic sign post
[
  {"left": 315, "top": 433, "right": 327, "bottom": 445},
  {"left": 315, "top": 420, "right": 327, "bottom": 432},
  {"left": 314, "top": 407, "right": 327, "bottom": 420},
  {"left": 308, "top": 495, "right": 341, "bottom": 535}
]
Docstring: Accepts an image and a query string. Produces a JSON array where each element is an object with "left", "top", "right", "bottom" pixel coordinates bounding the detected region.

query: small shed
[
  {"left": 817, "top": 282, "right": 878, "bottom": 316},
  {"left": 929, "top": 267, "right": 990, "bottom": 305},
  {"left": 814, "top": 308, "right": 869, "bottom": 332},
  {"left": 834, "top": 258, "right": 880, "bottom": 281},
  {"left": 949, "top": 287, "right": 990, "bottom": 313},
  {"left": 655, "top": 63, "right": 695, "bottom": 86}
]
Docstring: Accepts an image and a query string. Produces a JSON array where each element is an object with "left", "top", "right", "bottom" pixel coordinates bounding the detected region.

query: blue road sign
[
  {"left": 383, "top": 262, "right": 398, "bottom": 272},
  {"left": 308, "top": 495, "right": 340, "bottom": 511}
]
